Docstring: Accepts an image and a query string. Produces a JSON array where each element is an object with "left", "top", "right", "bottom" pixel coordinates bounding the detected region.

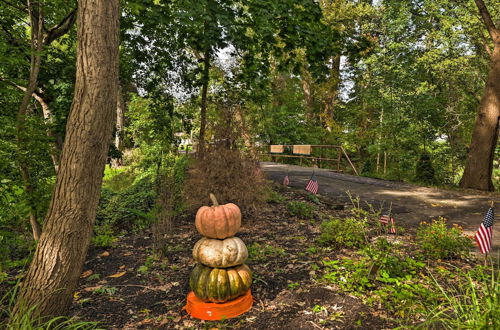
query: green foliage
[
  {"left": 95, "top": 171, "right": 156, "bottom": 234},
  {"left": 421, "top": 264, "right": 500, "bottom": 329},
  {"left": 91, "top": 223, "right": 117, "bottom": 248},
  {"left": 287, "top": 201, "right": 315, "bottom": 219},
  {"left": 266, "top": 190, "right": 286, "bottom": 203},
  {"left": 361, "top": 158, "right": 374, "bottom": 176},
  {"left": 247, "top": 242, "right": 286, "bottom": 263},
  {"left": 93, "top": 286, "right": 118, "bottom": 296},
  {"left": 415, "top": 151, "right": 436, "bottom": 184},
  {"left": 317, "top": 217, "right": 367, "bottom": 249},
  {"left": 416, "top": 218, "right": 473, "bottom": 259}
]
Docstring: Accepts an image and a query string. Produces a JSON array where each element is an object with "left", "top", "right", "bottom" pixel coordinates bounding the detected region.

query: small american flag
[
  {"left": 283, "top": 175, "right": 289, "bottom": 186},
  {"left": 380, "top": 214, "right": 390, "bottom": 225},
  {"left": 475, "top": 207, "right": 494, "bottom": 254},
  {"left": 305, "top": 174, "right": 319, "bottom": 194},
  {"left": 389, "top": 217, "right": 396, "bottom": 234}
]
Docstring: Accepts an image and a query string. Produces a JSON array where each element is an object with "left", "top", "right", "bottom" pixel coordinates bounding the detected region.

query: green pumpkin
[{"left": 189, "top": 263, "right": 252, "bottom": 302}]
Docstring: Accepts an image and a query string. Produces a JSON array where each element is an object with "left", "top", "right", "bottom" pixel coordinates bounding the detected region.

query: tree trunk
[
  {"left": 198, "top": 45, "right": 210, "bottom": 158},
  {"left": 460, "top": 0, "right": 500, "bottom": 191},
  {"left": 16, "top": 0, "right": 45, "bottom": 241},
  {"left": 321, "top": 54, "right": 341, "bottom": 131},
  {"left": 234, "top": 105, "right": 256, "bottom": 158},
  {"left": 460, "top": 45, "right": 500, "bottom": 190},
  {"left": 112, "top": 83, "right": 125, "bottom": 167},
  {"left": 301, "top": 69, "right": 314, "bottom": 120},
  {"left": 12, "top": 0, "right": 119, "bottom": 320}
]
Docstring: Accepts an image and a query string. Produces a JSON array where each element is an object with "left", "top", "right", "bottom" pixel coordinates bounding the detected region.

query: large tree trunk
[
  {"left": 460, "top": 0, "right": 500, "bottom": 191},
  {"left": 460, "top": 45, "right": 500, "bottom": 191},
  {"left": 12, "top": 0, "right": 119, "bottom": 320}
]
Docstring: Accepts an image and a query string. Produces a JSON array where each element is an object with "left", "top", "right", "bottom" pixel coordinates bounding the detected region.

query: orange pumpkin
[{"left": 195, "top": 194, "right": 241, "bottom": 239}]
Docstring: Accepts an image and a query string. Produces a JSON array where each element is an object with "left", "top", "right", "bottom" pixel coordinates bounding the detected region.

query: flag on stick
[
  {"left": 475, "top": 206, "right": 494, "bottom": 254},
  {"left": 283, "top": 174, "right": 289, "bottom": 186},
  {"left": 389, "top": 217, "right": 396, "bottom": 234},
  {"left": 305, "top": 173, "right": 319, "bottom": 194},
  {"left": 380, "top": 214, "right": 389, "bottom": 225}
]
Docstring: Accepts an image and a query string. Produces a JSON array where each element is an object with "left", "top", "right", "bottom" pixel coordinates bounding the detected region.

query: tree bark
[
  {"left": 198, "top": 45, "right": 210, "bottom": 158},
  {"left": 12, "top": 0, "right": 119, "bottom": 320},
  {"left": 112, "top": 83, "right": 125, "bottom": 167},
  {"left": 460, "top": 0, "right": 500, "bottom": 191}
]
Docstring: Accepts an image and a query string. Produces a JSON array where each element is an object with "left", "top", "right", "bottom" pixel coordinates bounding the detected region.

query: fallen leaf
[
  {"left": 73, "top": 291, "right": 81, "bottom": 300},
  {"left": 83, "top": 285, "right": 102, "bottom": 292},
  {"left": 119, "top": 265, "right": 126, "bottom": 269},
  {"left": 80, "top": 270, "right": 93, "bottom": 278},
  {"left": 123, "top": 252, "right": 133, "bottom": 256},
  {"left": 109, "top": 271, "right": 126, "bottom": 278},
  {"left": 100, "top": 251, "right": 110, "bottom": 257}
]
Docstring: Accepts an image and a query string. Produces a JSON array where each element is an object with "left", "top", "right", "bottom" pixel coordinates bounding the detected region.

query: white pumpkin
[{"left": 192, "top": 237, "right": 248, "bottom": 268}]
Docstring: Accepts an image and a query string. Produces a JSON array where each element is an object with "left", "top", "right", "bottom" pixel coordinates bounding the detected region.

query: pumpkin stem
[{"left": 209, "top": 193, "right": 219, "bottom": 206}]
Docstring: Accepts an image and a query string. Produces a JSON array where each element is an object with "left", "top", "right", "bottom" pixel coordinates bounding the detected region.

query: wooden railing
[{"left": 258, "top": 144, "right": 359, "bottom": 176}]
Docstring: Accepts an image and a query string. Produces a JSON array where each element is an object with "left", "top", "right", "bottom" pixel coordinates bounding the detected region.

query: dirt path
[{"left": 261, "top": 162, "right": 500, "bottom": 253}]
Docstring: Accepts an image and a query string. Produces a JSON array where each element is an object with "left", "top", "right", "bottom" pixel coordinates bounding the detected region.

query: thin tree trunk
[
  {"left": 4, "top": 80, "right": 61, "bottom": 171},
  {"left": 112, "top": 83, "right": 125, "bottom": 167},
  {"left": 234, "top": 105, "right": 256, "bottom": 158},
  {"left": 198, "top": 45, "right": 210, "bottom": 158},
  {"left": 16, "top": 0, "right": 45, "bottom": 241},
  {"left": 460, "top": 0, "right": 500, "bottom": 191},
  {"left": 12, "top": 0, "right": 119, "bottom": 320},
  {"left": 320, "top": 55, "right": 341, "bottom": 131},
  {"left": 301, "top": 69, "right": 314, "bottom": 120}
]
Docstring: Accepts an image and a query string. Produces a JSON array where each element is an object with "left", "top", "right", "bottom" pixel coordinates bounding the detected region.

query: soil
[{"left": 66, "top": 186, "right": 395, "bottom": 329}]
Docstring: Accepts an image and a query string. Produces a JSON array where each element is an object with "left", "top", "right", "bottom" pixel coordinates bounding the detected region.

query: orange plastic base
[{"left": 184, "top": 290, "right": 253, "bottom": 320}]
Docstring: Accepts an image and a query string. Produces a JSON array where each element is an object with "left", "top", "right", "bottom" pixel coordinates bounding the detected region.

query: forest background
[{"left": 0, "top": 0, "right": 499, "bottom": 326}]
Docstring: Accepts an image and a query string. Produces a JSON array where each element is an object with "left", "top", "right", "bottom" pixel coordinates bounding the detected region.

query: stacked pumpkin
[{"left": 189, "top": 194, "right": 252, "bottom": 303}]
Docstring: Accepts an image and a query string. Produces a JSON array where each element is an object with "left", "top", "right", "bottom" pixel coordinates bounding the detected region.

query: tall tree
[
  {"left": 460, "top": 0, "right": 500, "bottom": 191},
  {"left": 12, "top": 0, "right": 119, "bottom": 319}
]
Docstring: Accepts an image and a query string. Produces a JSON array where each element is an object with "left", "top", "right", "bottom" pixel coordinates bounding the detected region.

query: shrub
[
  {"left": 318, "top": 217, "right": 367, "bottom": 249},
  {"left": 416, "top": 217, "right": 473, "bottom": 259},
  {"left": 95, "top": 172, "right": 156, "bottom": 233},
  {"left": 184, "top": 146, "right": 267, "bottom": 215},
  {"left": 415, "top": 151, "right": 436, "bottom": 184},
  {"left": 287, "top": 201, "right": 315, "bottom": 219}
]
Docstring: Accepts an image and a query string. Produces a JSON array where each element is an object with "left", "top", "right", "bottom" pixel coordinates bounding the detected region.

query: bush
[
  {"left": 287, "top": 201, "right": 315, "bottom": 218},
  {"left": 318, "top": 217, "right": 367, "bottom": 249},
  {"left": 415, "top": 151, "right": 436, "bottom": 184},
  {"left": 184, "top": 146, "right": 267, "bottom": 215},
  {"left": 416, "top": 218, "right": 473, "bottom": 259},
  {"left": 95, "top": 172, "right": 156, "bottom": 233}
]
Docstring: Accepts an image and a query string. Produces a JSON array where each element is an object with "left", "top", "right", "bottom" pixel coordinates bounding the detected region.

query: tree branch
[
  {"left": 43, "top": 8, "right": 77, "bottom": 45},
  {"left": 473, "top": 0, "right": 499, "bottom": 42}
]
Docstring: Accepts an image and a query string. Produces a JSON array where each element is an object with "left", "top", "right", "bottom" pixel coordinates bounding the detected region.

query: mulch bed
[{"left": 68, "top": 185, "right": 396, "bottom": 329}]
